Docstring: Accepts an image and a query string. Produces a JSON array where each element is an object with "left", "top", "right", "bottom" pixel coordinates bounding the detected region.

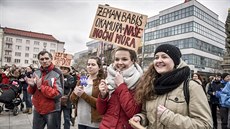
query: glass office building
[{"left": 143, "top": 0, "right": 226, "bottom": 75}]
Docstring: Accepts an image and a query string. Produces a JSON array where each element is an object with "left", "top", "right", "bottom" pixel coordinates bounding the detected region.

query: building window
[
  {"left": 32, "top": 60, "right": 38, "bottom": 64},
  {"left": 15, "top": 45, "right": 22, "bottom": 50},
  {"left": 15, "top": 52, "right": 21, "bottom": 57},
  {"left": 50, "top": 50, "right": 55, "bottom": 54},
  {"left": 16, "top": 39, "right": 22, "bottom": 43},
  {"left": 34, "top": 47, "right": 39, "bottom": 52},
  {"left": 25, "top": 46, "right": 30, "bottom": 51},
  {"left": 33, "top": 54, "right": 38, "bottom": 58},
  {"left": 6, "top": 37, "right": 13, "bottom": 42},
  {"left": 5, "top": 50, "right": 12, "bottom": 56},
  {"left": 25, "top": 53, "right": 29, "bottom": 57},
  {"left": 5, "top": 43, "right": 12, "bottom": 49},
  {"left": 25, "top": 60, "right": 29, "bottom": 64},
  {"left": 14, "top": 59, "right": 21, "bottom": 63},
  {"left": 34, "top": 41, "right": 40, "bottom": 46},
  {"left": 51, "top": 43, "right": 56, "bottom": 48},
  {"left": 4, "top": 57, "right": 11, "bottom": 62},
  {"left": 26, "top": 40, "right": 30, "bottom": 45},
  {"left": 43, "top": 42, "right": 47, "bottom": 47}
]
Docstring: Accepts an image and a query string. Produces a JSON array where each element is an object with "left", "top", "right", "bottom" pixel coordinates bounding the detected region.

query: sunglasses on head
[{"left": 39, "top": 57, "right": 50, "bottom": 61}]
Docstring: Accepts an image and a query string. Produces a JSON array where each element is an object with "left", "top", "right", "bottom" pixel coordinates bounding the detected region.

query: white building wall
[{"left": 1, "top": 34, "right": 64, "bottom": 68}]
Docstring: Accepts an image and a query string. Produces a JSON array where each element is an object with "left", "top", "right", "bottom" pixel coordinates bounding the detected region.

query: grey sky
[{"left": 0, "top": 0, "right": 229, "bottom": 54}]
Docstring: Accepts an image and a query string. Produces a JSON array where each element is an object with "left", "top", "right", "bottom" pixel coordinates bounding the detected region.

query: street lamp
[{"left": 141, "top": 29, "right": 146, "bottom": 68}]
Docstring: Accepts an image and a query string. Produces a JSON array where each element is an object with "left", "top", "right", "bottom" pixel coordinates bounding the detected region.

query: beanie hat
[
  {"left": 222, "top": 73, "right": 230, "bottom": 79},
  {"left": 154, "top": 44, "right": 182, "bottom": 65}
]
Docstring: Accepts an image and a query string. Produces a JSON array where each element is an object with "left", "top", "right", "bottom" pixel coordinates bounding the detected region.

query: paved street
[
  {"left": 0, "top": 103, "right": 222, "bottom": 129},
  {"left": 0, "top": 105, "right": 78, "bottom": 129}
]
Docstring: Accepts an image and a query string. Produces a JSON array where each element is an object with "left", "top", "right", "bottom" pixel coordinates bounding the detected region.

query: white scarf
[{"left": 106, "top": 63, "right": 143, "bottom": 97}]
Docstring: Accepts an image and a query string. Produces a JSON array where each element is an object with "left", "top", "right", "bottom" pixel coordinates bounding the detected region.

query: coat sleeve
[
  {"left": 70, "top": 92, "right": 79, "bottom": 104},
  {"left": 135, "top": 103, "right": 148, "bottom": 127},
  {"left": 160, "top": 81, "right": 213, "bottom": 129},
  {"left": 40, "top": 76, "right": 63, "bottom": 99},
  {"left": 114, "top": 83, "right": 141, "bottom": 118},
  {"left": 96, "top": 94, "right": 109, "bottom": 115},
  {"left": 222, "top": 82, "right": 230, "bottom": 95}
]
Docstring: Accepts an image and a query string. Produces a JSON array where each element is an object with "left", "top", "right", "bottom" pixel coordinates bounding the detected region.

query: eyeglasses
[{"left": 39, "top": 57, "right": 50, "bottom": 61}]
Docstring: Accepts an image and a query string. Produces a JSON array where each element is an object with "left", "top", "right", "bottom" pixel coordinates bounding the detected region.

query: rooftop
[{"left": 3, "top": 27, "right": 59, "bottom": 42}]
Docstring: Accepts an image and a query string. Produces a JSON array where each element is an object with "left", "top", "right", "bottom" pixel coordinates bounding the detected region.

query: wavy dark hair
[{"left": 135, "top": 63, "right": 159, "bottom": 104}]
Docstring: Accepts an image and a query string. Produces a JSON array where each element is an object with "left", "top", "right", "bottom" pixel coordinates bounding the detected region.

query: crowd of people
[{"left": 0, "top": 45, "right": 230, "bottom": 129}]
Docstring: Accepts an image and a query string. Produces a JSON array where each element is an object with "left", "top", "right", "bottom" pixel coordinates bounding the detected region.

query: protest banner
[
  {"left": 52, "top": 52, "right": 72, "bottom": 67},
  {"left": 89, "top": 4, "right": 147, "bottom": 51}
]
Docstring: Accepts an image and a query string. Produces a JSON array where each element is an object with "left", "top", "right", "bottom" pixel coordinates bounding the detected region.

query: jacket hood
[{"left": 176, "top": 59, "right": 188, "bottom": 69}]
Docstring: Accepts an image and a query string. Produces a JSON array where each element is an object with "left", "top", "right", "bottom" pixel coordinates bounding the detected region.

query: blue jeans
[
  {"left": 61, "top": 106, "right": 71, "bottom": 129},
  {"left": 23, "top": 90, "right": 32, "bottom": 108},
  {"left": 78, "top": 124, "right": 99, "bottom": 129},
  {"left": 33, "top": 110, "right": 61, "bottom": 129}
]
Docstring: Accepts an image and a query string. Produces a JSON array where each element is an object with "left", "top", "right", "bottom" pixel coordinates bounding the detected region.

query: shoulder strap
[
  {"left": 53, "top": 67, "right": 64, "bottom": 89},
  {"left": 183, "top": 78, "right": 190, "bottom": 105}
]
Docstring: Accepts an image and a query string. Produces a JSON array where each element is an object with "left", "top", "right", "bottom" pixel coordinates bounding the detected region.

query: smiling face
[
  {"left": 153, "top": 52, "right": 175, "bottom": 75},
  {"left": 87, "top": 59, "right": 100, "bottom": 76},
  {"left": 114, "top": 50, "right": 134, "bottom": 71}
]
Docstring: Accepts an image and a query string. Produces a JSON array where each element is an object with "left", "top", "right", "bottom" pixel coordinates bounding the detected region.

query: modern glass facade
[
  {"left": 145, "top": 21, "right": 225, "bottom": 44},
  {"left": 142, "top": 0, "right": 225, "bottom": 74},
  {"left": 144, "top": 38, "right": 224, "bottom": 56},
  {"left": 146, "top": 5, "right": 224, "bottom": 32}
]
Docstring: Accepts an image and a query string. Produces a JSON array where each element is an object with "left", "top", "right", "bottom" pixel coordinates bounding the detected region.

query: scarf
[
  {"left": 154, "top": 66, "right": 190, "bottom": 95},
  {"left": 106, "top": 63, "right": 143, "bottom": 97}
]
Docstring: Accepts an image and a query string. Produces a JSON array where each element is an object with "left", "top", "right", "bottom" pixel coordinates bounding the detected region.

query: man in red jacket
[{"left": 26, "top": 51, "right": 64, "bottom": 129}]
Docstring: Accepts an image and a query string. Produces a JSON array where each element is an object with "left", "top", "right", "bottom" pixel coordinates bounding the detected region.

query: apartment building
[
  {"left": 143, "top": 0, "right": 226, "bottom": 75},
  {"left": 0, "top": 27, "right": 65, "bottom": 68}
]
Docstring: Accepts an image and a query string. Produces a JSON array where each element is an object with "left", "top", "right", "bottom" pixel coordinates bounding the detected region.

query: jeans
[
  {"left": 23, "top": 90, "right": 32, "bottom": 108},
  {"left": 61, "top": 106, "right": 71, "bottom": 129},
  {"left": 78, "top": 124, "right": 99, "bottom": 129},
  {"left": 33, "top": 109, "right": 61, "bottom": 129},
  {"left": 220, "top": 107, "right": 229, "bottom": 129}
]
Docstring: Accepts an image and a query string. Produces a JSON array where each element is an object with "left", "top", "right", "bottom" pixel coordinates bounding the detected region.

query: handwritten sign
[
  {"left": 52, "top": 52, "right": 72, "bottom": 67},
  {"left": 89, "top": 4, "right": 148, "bottom": 51}
]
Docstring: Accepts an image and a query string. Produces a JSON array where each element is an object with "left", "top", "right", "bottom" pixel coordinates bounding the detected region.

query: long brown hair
[{"left": 135, "top": 63, "right": 159, "bottom": 104}]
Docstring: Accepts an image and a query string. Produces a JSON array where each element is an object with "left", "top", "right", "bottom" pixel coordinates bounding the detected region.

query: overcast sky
[{"left": 0, "top": 0, "right": 229, "bottom": 54}]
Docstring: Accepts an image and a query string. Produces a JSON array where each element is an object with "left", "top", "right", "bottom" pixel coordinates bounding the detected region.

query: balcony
[
  {"left": 4, "top": 46, "right": 12, "bottom": 51},
  {"left": 5, "top": 40, "right": 13, "bottom": 44},
  {"left": 4, "top": 54, "right": 12, "bottom": 58}
]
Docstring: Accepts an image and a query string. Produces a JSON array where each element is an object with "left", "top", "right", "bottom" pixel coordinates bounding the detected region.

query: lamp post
[{"left": 141, "top": 29, "right": 146, "bottom": 68}]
